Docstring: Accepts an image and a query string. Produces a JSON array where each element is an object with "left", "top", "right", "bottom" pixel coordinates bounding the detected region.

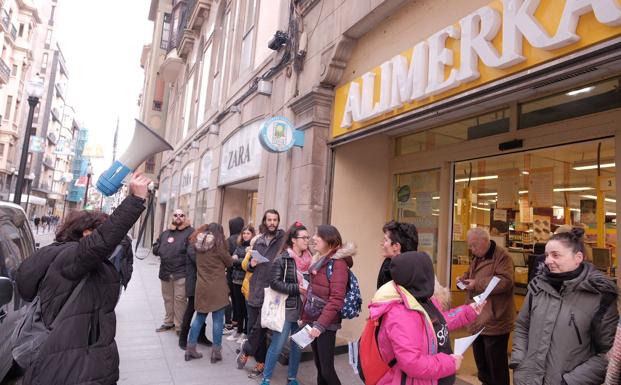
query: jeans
[
  {"left": 179, "top": 296, "right": 208, "bottom": 346},
  {"left": 188, "top": 307, "right": 225, "bottom": 347},
  {"left": 263, "top": 321, "right": 300, "bottom": 380}
]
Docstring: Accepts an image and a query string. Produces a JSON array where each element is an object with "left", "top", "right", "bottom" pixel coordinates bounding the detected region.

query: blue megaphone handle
[{"left": 96, "top": 161, "right": 132, "bottom": 196}]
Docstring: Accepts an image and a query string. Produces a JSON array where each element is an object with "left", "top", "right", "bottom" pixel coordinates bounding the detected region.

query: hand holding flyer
[
  {"left": 473, "top": 276, "right": 500, "bottom": 304},
  {"left": 454, "top": 328, "right": 484, "bottom": 355},
  {"left": 251, "top": 250, "right": 270, "bottom": 264},
  {"left": 291, "top": 325, "right": 315, "bottom": 349}
]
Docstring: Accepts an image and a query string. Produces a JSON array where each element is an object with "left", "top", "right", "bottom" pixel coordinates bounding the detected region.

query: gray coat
[{"left": 511, "top": 263, "right": 618, "bottom": 385}]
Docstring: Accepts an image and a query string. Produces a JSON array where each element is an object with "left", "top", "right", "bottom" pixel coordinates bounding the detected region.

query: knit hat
[{"left": 390, "top": 251, "right": 435, "bottom": 299}]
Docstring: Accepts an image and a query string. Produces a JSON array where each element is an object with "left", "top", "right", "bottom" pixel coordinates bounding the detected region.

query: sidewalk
[{"left": 117, "top": 246, "right": 476, "bottom": 385}]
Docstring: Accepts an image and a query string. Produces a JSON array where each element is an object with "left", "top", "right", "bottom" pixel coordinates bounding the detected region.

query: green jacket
[{"left": 511, "top": 263, "right": 618, "bottom": 385}]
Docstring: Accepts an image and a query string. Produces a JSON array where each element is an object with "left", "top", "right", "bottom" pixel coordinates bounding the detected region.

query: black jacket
[
  {"left": 184, "top": 242, "right": 198, "bottom": 297},
  {"left": 15, "top": 195, "right": 145, "bottom": 385},
  {"left": 247, "top": 230, "right": 285, "bottom": 307},
  {"left": 231, "top": 241, "right": 250, "bottom": 283},
  {"left": 153, "top": 222, "right": 193, "bottom": 281},
  {"left": 270, "top": 251, "right": 301, "bottom": 322},
  {"left": 377, "top": 258, "right": 392, "bottom": 289},
  {"left": 226, "top": 217, "right": 244, "bottom": 283}
]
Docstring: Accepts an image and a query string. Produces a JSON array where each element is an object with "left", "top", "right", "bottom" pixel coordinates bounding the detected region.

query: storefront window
[
  {"left": 393, "top": 169, "right": 441, "bottom": 267},
  {"left": 194, "top": 189, "right": 208, "bottom": 226},
  {"left": 396, "top": 108, "right": 509, "bottom": 156},
  {"left": 451, "top": 138, "right": 617, "bottom": 295},
  {"left": 519, "top": 77, "right": 621, "bottom": 130}
]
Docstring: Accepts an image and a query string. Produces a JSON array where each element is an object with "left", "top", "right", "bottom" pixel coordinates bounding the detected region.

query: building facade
[
  {"left": 142, "top": 1, "right": 621, "bottom": 377},
  {"left": 0, "top": 0, "right": 41, "bottom": 205},
  {"left": 65, "top": 120, "right": 87, "bottom": 210}
]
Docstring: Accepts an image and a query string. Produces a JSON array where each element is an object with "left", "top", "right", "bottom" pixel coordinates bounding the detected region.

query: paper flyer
[
  {"left": 473, "top": 276, "right": 500, "bottom": 304},
  {"left": 348, "top": 341, "right": 359, "bottom": 374},
  {"left": 291, "top": 325, "right": 315, "bottom": 349},
  {"left": 454, "top": 328, "right": 484, "bottom": 355},
  {"left": 251, "top": 250, "right": 270, "bottom": 264}
]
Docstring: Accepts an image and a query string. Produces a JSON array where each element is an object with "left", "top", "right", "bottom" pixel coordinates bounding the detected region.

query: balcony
[
  {"left": 187, "top": 0, "right": 212, "bottom": 31},
  {"left": 0, "top": 57, "right": 9, "bottom": 85},
  {"left": 47, "top": 131, "right": 57, "bottom": 144},
  {"left": 43, "top": 155, "right": 54, "bottom": 169},
  {"left": 177, "top": 28, "right": 197, "bottom": 58}
]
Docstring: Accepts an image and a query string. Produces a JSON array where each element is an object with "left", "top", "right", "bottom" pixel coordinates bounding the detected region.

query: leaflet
[
  {"left": 301, "top": 279, "right": 310, "bottom": 290},
  {"left": 291, "top": 325, "right": 315, "bottom": 349},
  {"left": 251, "top": 250, "right": 270, "bottom": 264},
  {"left": 454, "top": 328, "right": 484, "bottom": 355},
  {"left": 473, "top": 276, "right": 500, "bottom": 304}
]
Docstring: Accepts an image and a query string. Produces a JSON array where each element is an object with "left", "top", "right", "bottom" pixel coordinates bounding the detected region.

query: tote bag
[{"left": 260, "top": 259, "right": 289, "bottom": 332}]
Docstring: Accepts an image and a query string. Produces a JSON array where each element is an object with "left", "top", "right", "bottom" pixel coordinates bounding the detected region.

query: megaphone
[{"left": 96, "top": 119, "right": 173, "bottom": 196}]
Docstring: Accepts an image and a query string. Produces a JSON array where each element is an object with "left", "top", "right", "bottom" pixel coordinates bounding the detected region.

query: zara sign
[{"left": 219, "top": 121, "right": 263, "bottom": 186}]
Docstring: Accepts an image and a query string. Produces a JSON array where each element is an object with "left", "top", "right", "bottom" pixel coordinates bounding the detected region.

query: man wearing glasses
[{"left": 153, "top": 209, "right": 194, "bottom": 333}]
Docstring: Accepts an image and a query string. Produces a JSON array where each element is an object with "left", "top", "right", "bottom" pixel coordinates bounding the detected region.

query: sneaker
[
  {"left": 248, "top": 363, "right": 265, "bottom": 378},
  {"left": 287, "top": 380, "right": 299, "bottom": 385},
  {"left": 235, "top": 351, "right": 249, "bottom": 369},
  {"left": 260, "top": 379, "right": 270, "bottom": 385},
  {"left": 223, "top": 327, "right": 235, "bottom": 335},
  {"left": 236, "top": 334, "right": 247, "bottom": 344},
  {"left": 155, "top": 324, "right": 174, "bottom": 332},
  {"left": 227, "top": 332, "right": 240, "bottom": 341}
]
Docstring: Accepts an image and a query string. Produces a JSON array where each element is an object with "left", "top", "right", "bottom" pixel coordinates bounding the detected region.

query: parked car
[{"left": 0, "top": 202, "right": 36, "bottom": 383}]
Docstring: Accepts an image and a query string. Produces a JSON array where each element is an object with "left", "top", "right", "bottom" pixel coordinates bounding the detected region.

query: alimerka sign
[{"left": 332, "top": 0, "right": 621, "bottom": 137}]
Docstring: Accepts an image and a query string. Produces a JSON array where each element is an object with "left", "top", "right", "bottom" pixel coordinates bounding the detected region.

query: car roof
[{"left": 0, "top": 201, "right": 26, "bottom": 214}]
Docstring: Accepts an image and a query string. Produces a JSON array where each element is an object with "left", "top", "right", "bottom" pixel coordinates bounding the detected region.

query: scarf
[
  {"left": 288, "top": 247, "right": 312, "bottom": 273},
  {"left": 544, "top": 263, "right": 584, "bottom": 292}
]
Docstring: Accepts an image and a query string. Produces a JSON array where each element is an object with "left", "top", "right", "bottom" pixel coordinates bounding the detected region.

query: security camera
[{"left": 268, "top": 31, "right": 288, "bottom": 51}]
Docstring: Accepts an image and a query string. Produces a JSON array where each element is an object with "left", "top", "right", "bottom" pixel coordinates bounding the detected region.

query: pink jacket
[{"left": 369, "top": 282, "right": 477, "bottom": 385}]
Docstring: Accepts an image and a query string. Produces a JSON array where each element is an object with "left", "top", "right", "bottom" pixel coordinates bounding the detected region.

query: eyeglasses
[
  {"left": 296, "top": 236, "right": 310, "bottom": 240},
  {"left": 173, "top": 214, "right": 185, "bottom": 218}
]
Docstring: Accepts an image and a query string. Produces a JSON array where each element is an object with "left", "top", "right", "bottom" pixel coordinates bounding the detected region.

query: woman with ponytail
[{"left": 511, "top": 228, "right": 619, "bottom": 385}]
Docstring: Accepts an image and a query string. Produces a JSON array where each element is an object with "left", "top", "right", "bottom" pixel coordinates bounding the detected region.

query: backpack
[
  {"left": 327, "top": 260, "right": 362, "bottom": 319},
  {"left": 356, "top": 316, "right": 404, "bottom": 385},
  {"left": 11, "top": 277, "right": 87, "bottom": 369}
]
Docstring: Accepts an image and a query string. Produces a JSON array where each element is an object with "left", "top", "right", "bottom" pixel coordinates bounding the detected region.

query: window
[
  {"left": 49, "top": 6, "right": 55, "bottom": 25},
  {"left": 153, "top": 74, "right": 165, "bottom": 111},
  {"left": 145, "top": 155, "right": 156, "bottom": 174},
  {"left": 197, "top": 42, "right": 212, "bottom": 125},
  {"left": 239, "top": 0, "right": 257, "bottom": 73},
  {"left": 11, "top": 65, "right": 17, "bottom": 76},
  {"left": 0, "top": 144, "right": 5, "bottom": 158},
  {"left": 161, "top": 13, "right": 172, "bottom": 50},
  {"left": 182, "top": 74, "right": 194, "bottom": 138},
  {"left": 18, "top": 23, "right": 23, "bottom": 37},
  {"left": 212, "top": 10, "right": 232, "bottom": 108},
  {"left": 395, "top": 108, "right": 510, "bottom": 156},
  {"left": 519, "top": 77, "right": 621, "bottom": 130},
  {"left": 4, "top": 96, "right": 12, "bottom": 121},
  {"left": 45, "top": 29, "right": 52, "bottom": 46},
  {"left": 14, "top": 100, "right": 20, "bottom": 122},
  {"left": 41, "top": 53, "right": 48, "bottom": 70}
]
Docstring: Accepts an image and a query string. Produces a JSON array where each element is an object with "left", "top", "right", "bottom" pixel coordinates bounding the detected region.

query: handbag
[
  {"left": 11, "top": 277, "right": 88, "bottom": 369},
  {"left": 303, "top": 287, "right": 327, "bottom": 321},
  {"left": 261, "top": 260, "right": 289, "bottom": 332}
]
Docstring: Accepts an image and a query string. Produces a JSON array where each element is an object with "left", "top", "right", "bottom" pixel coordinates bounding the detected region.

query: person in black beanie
[{"left": 368, "top": 251, "right": 483, "bottom": 385}]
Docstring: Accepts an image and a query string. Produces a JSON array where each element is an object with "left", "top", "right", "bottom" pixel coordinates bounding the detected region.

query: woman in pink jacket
[{"left": 369, "top": 251, "right": 485, "bottom": 385}]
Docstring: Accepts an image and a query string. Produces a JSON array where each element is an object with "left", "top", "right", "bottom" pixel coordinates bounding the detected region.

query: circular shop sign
[{"left": 259, "top": 116, "right": 295, "bottom": 153}]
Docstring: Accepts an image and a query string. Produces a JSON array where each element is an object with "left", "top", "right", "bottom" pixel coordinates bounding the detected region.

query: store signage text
[
  {"left": 333, "top": 0, "right": 621, "bottom": 137},
  {"left": 219, "top": 121, "right": 262, "bottom": 186}
]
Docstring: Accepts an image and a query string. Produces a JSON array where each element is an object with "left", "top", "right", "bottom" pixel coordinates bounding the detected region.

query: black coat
[
  {"left": 184, "top": 242, "right": 197, "bottom": 297},
  {"left": 377, "top": 258, "right": 392, "bottom": 289},
  {"left": 231, "top": 242, "right": 249, "bottom": 284},
  {"left": 247, "top": 230, "right": 285, "bottom": 307},
  {"left": 15, "top": 195, "right": 145, "bottom": 385},
  {"left": 270, "top": 251, "right": 300, "bottom": 321},
  {"left": 153, "top": 223, "right": 193, "bottom": 281}
]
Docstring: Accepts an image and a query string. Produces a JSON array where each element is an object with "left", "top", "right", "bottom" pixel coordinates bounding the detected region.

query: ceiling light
[
  {"left": 566, "top": 86, "right": 594, "bottom": 96},
  {"left": 581, "top": 195, "right": 616, "bottom": 203},
  {"left": 606, "top": 212, "right": 617, "bottom": 216},
  {"left": 432, "top": 196, "right": 440, "bottom": 200},
  {"left": 454, "top": 175, "right": 498, "bottom": 183},
  {"left": 570, "top": 208, "right": 580, "bottom": 212},
  {"left": 522, "top": 171, "right": 530, "bottom": 175},
  {"left": 519, "top": 190, "right": 528, "bottom": 194},
  {"left": 553, "top": 187, "right": 594, "bottom": 192},
  {"left": 478, "top": 192, "right": 498, "bottom": 196},
  {"left": 573, "top": 162, "right": 615, "bottom": 171}
]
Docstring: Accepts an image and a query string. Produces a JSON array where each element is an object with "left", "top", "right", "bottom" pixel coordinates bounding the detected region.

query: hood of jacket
[
  {"left": 228, "top": 216, "right": 244, "bottom": 236},
  {"left": 312, "top": 242, "right": 356, "bottom": 268},
  {"left": 169, "top": 220, "right": 192, "bottom": 231},
  {"left": 368, "top": 281, "right": 433, "bottom": 325}
]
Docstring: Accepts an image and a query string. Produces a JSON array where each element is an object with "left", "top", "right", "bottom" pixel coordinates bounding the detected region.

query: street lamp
[
  {"left": 14, "top": 75, "right": 45, "bottom": 206},
  {"left": 83, "top": 161, "right": 93, "bottom": 209},
  {"left": 24, "top": 172, "right": 35, "bottom": 215}
]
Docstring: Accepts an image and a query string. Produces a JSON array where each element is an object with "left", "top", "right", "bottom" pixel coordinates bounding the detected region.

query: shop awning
[{"left": 8, "top": 193, "right": 47, "bottom": 206}]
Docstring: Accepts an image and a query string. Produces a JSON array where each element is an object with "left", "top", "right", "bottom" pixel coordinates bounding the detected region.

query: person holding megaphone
[{"left": 14, "top": 171, "right": 152, "bottom": 385}]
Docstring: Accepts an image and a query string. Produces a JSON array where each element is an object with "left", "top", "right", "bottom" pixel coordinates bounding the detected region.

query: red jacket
[{"left": 301, "top": 242, "right": 356, "bottom": 331}]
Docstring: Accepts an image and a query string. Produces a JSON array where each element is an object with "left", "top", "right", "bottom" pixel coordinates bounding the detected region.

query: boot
[
  {"left": 210, "top": 346, "right": 222, "bottom": 363},
  {"left": 184, "top": 344, "right": 203, "bottom": 361}
]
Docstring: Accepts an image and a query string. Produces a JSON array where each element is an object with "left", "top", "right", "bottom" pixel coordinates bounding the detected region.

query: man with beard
[
  {"left": 236, "top": 209, "right": 285, "bottom": 378},
  {"left": 153, "top": 209, "right": 193, "bottom": 333}
]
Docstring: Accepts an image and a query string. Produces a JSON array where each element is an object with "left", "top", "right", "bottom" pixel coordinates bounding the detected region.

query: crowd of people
[
  {"left": 9, "top": 171, "right": 621, "bottom": 385},
  {"left": 31, "top": 214, "right": 60, "bottom": 234}
]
